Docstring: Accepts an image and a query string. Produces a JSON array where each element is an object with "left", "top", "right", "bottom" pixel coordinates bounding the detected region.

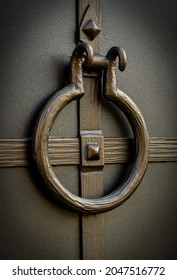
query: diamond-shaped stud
[
  {"left": 82, "top": 19, "right": 101, "bottom": 41},
  {"left": 87, "top": 142, "right": 100, "bottom": 160}
]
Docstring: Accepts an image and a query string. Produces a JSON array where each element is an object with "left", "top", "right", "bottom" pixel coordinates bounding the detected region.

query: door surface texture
[{"left": 0, "top": 0, "right": 177, "bottom": 260}]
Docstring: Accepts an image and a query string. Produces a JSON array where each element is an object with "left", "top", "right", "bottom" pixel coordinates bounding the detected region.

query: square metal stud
[
  {"left": 82, "top": 19, "right": 101, "bottom": 41},
  {"left": 80, "top": 131, "right": 104, "bottom": 167},
  {"left": 87, "top": 142, "right": 100, "bottom": 160}
]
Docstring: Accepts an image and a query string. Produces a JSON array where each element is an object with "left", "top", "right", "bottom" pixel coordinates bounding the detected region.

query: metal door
[{"left": 0, "top": 0, "right": 177, "bottom": 260}]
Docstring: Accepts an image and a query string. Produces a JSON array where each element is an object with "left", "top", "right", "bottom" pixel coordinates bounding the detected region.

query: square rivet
[
  {"left": 81, "top": 131, "right": 104, "bottom": 167},
  {"left": 87, "top": 142, "right": 100, "bottom": 160}
]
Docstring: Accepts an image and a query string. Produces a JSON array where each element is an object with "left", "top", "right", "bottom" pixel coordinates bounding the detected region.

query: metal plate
[{"left": 0, "top": 0, "right": 177, "bottom": 260}]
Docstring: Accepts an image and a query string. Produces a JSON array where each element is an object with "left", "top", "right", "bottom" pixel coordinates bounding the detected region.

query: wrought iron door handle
[{"left": 33, "top": 42, "right": 149, "bottom": 214}]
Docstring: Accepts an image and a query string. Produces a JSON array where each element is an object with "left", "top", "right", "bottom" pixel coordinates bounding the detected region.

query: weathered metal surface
[
  {"left": 79, "top": 0, "right": 104, "bottom": 260},
  {"left": 1, "top": 1, "right": 177, "bottom": 259}
]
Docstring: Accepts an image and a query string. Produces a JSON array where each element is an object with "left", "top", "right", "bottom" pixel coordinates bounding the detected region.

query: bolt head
[
  {"left": 87, "top": 142, "right": 100, "bottom": 160},
  {"left": 82, "top": 19, "right": 101, "bottom": 41}
]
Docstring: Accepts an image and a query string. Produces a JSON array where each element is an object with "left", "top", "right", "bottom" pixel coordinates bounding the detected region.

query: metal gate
[{"left": 0, "top": 0, "right": 177, "bottom": 260}]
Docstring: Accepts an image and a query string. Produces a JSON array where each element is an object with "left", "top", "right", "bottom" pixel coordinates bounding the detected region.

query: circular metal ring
[{"left": 33, "top": 44, "right": 149, "bottom": 214}]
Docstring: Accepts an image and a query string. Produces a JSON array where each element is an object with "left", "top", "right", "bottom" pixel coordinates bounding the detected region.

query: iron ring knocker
[{"left": 33, "top": 42, "right": 150, "bottom": 214}]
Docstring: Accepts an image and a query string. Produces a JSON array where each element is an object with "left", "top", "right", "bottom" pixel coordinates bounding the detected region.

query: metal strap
[{"left": 1, "top": 137, "right": 177, "bottom": 167}]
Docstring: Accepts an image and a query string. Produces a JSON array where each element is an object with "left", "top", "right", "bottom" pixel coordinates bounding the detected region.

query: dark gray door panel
[{"left": 0, "top": 0, "right": 177, "bottom": 259}]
